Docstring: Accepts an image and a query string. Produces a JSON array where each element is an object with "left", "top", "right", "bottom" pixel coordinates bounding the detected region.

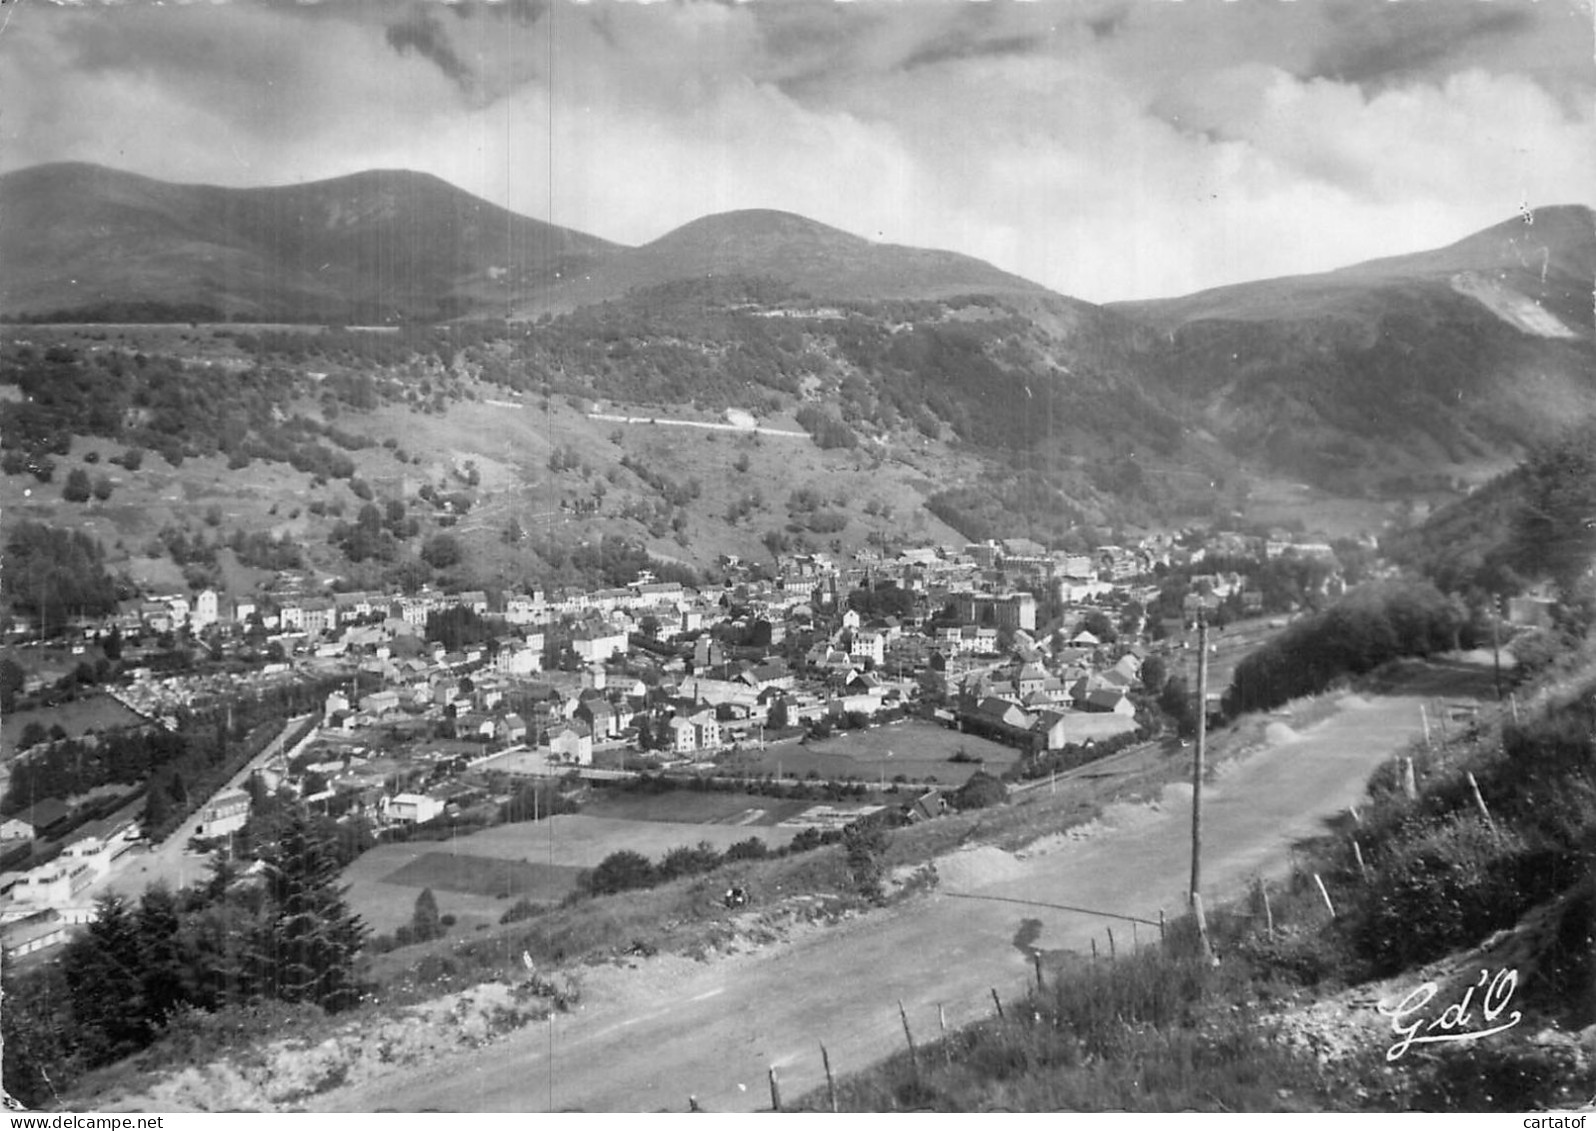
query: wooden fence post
[
  {"left": 1158, "top": 908, "right": 1166, "bottom": 944},
  {"left": 898, "top": 999, "right": 919, "bottom": 1073},
  {"left": 768, "top": 1065, "right": 782, "bottom": 1112},
  {"left": 1107, "top": 927, "right": 1116, "bottom": 962},
  {"left": 991, "top": 987, "right": 1005, "bottom": 1020},
  {"left": 1033, "top": 950, "right": 1045, "bottom": 992},
  {"left": 1467, "top": 771, "right": 1497, "bottom": 835},
  {"left": 1352, "top": 839, "right": 1369, "bottom": 881},
  {"left": 1314, "top": 873, "right": 1337, "bottom": 918},
  {"left": 821, "top": 1043, "right": 838, "bottom": 1113},
  {"left": 1402, "top": 756, "right": 1418, "bottom": 801}
]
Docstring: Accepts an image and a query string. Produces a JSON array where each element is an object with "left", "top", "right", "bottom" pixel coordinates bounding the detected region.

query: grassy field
[
  {"left": 382, "top": 851, "right": 582, "bottom": 901},
  {"left": 343, "top": 811, "right": 803, "bottom": 933},
  {"left": 718, "top": 720, "right": 1021, "bottom": 786},
  {"left": 1, "top": 692, "right": 148, "bottom": 757},
  {"left": 580, "top": 788, "right": 813, "bottom": 827}
]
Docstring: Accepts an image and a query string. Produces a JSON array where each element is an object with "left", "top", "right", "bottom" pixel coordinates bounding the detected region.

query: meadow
[
  {"left": 342, "top": 811, "right": 801, "bottom": 934},
  {"left": 1, "top": 690, "right": 147, "bottom": 756},
  {"left": 718, "top": 719, "right": 1021, "bottom": 786}
]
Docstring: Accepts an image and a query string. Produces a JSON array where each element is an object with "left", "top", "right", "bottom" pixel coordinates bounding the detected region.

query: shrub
[
  {"left": 63, "top": 467, "right": 93, "bottom": 502},
  {"left": 951, "top": 771, "right": 1007, "bottom": 810},
  {"left": 499, "top": 898, "right": 542, "bottom": 925},
  {"left": 1350, "top": 814, "right": 1537, "bottom": 975},
  {"left": 583, "top": 849, "right": 655, "bottom": 896}
]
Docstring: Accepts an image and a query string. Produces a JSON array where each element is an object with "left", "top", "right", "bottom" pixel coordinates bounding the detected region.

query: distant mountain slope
[
  {"left": 517, "top": 209, "right": 1051, "bottom": 315},
  {"left": 0, "top": 162, "right": 617, "bottom": 322},
  {"left": 1108, "top": 204, "right": 1596, "bottom": 494},
  {"left": 1117, "top": 204, "right": 1594, "bottom": 336}
]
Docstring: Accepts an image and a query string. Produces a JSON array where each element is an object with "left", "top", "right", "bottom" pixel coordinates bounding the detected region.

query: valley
[{"left": 2, "top": 162, "right": 1593, "bottom": 1116}]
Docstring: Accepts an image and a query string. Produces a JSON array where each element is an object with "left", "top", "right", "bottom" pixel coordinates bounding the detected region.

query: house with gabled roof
[{"left": 548, "top": 721, "right": 593, "bottom": 765}]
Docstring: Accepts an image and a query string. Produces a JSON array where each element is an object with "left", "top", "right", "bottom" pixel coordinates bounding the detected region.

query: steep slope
[
  {"left": 1112, "top": 204, "right": 1596, "bottom": 495},
  {"left": 0, "top": 162, "right": 617, "bottom": 322},
  {"left": 517, "top": 209, "right": 1051, "bottom": 314}
]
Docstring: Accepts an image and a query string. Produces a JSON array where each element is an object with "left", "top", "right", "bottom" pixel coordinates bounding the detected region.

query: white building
[
  {"left": 193, "top": 589, "right": 219, "bottom": 629},
  {"left": 382, "top": 793, "right": 445, "bottom": 825}
]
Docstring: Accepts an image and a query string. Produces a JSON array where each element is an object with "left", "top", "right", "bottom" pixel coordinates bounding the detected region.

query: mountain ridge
[{"left": 4, "top": 161, "right": 1595, "bottom": 507}]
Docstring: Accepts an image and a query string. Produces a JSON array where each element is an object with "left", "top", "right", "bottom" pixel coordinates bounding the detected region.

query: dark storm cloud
[
  {"left": 386, "top": 7, "right": 476, "bottom": 93},
  {"left": 1309, "top": 3, "right": 1534, "bottom": 88}
]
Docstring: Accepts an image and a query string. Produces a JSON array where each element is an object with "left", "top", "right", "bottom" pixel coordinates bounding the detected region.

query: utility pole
[
  {"left": 1490, "top": 593, "right": 1503, "bottom": 702},
  {"left": 1189, "top": 610, "right": 1209, "bottom": 905}
]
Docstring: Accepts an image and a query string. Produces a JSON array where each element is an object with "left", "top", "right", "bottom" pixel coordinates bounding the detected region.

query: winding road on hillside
[{"left": 318, "top": 684, "right": 1469, "bottom": 1113}]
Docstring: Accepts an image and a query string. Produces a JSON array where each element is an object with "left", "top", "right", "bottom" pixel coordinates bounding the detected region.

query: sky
[{"left": 1, "top": 0, "right": 1592, "bottom": 303}]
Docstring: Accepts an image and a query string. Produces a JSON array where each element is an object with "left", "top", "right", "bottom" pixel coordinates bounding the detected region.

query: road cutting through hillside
[{"left": 318, "top": 688, "right": 1453, "bottom": 1113}]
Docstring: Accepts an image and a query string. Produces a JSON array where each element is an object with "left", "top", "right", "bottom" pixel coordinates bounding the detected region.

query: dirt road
[{"left": 319, "top": 691, "right": 1437, "bottom": 1112}]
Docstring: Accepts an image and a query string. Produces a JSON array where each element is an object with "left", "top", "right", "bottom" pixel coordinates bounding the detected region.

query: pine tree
[
  {"left": 411, "top": 887, "right": 442, "bottom": 942},
  {"left": 61, "top": 894, "right": 150, "bottom": 1065},
  {"left": 142, "top": 782, "right": 170, "bottom": 833},
  {"left": 180, "top": 901, "right": 261, "bottom": 1011},
  {"left": 253, "top": 808, "right": 367, "bottom": 1011},
  {"left": 2, "top": 962, "right": 77, "bottom": 1109},
  {"left": 136, "top": 884, "right": 191, "bottom": 1027}
]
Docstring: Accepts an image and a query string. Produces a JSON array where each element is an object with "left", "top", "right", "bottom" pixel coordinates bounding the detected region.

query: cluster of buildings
[{"left": 0, "top": 524, "right": 1360, "bottom": 965}]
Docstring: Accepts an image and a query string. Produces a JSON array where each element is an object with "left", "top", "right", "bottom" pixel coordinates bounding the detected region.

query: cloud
[
  {"left": 1309, "top": 2, "right": 1534, "bottom": 88},
  {"left": 386, "top": 7, "right": 477, "bottom": 94}
]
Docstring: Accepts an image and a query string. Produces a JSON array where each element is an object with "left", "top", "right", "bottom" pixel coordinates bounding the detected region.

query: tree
[
  {"left": 1160, "top": 673, "right": 1198, "bottom": 738},
  {"left": 583, "top": 849, "right": 656, "bottom": 896},
  {"left": 142, "top": 779, "right": 171, "bottom": 831},
  {"left": 1513, "top": 425, "right": 1596, "bottom": 599},
  {"left": 767, "top": 697, "right": 790, "bottom": 731},
  {"left": 0, "top": 658, "right": 25, "bottom": 713},
  {"left": 136, "top": 885, "right": 191, "bottom": 1027},
  {"left": 421, "top": 533, "right": 462, "bottom": 570},
  {"left": 842, "top": 819, "right": 890, "bottom": 902},
  {"left": 252, "top": 808, "right": 368, "bottom": 1010},
  {"left": 951, "top": 771, "right": 1007, "bottom": 810},
  {"left": 63, "top": 467, "right": 93, "bottom": 503},
  {"left": 61, "top": 894, "right": 150, "bottom": 1065},
  {"left": 92, "top": 473, "right": 114, "bottom": 501},
  {"left": 1138, "top": 654, "right": 1167, "bottom": 695},
  {"left": 2, "top": 962, "right": 77, "bottom": 1109}
]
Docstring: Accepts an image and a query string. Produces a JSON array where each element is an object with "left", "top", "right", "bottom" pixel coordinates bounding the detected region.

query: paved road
[
  {"left": 100, "top": 713, "right": 317, "bottom": 898},
  {"left": 321, "top": 692, "right": 1434, "bottom": 1113}
]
